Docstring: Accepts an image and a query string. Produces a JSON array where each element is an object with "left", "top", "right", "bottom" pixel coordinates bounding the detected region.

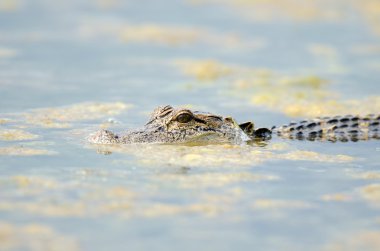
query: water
[{"left": 1, "top": 0, "right": 380, "bottom": 250}]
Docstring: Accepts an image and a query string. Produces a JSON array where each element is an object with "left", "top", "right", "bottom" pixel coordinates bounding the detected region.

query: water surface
[{"left": 1, "top": 0, "right": 380, "bottom": 250}]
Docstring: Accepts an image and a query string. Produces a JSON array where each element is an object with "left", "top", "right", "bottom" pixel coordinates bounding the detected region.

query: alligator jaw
[{"left": 88, "top": 129, "right": 120, "bottom": 144}]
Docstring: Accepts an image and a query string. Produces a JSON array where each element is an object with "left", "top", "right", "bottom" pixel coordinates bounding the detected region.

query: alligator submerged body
[
  {"left": 272, "top": 114, "right": 380, "bottom": 142},
  {"left": 88, "top": 105, "right": 380, "bottom": 144}
]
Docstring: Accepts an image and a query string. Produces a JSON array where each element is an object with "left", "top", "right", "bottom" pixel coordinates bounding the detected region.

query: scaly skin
[
  {"left": 88, "top": 105, "right": 250, "bottom": 144},
  {"left": 272, "top": 114, "right": 380, "bottom": 142},
  {"left": 88, "top": 105, "right": 380, "bottom": 144}
]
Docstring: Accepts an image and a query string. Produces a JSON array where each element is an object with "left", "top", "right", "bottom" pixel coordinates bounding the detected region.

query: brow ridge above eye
[
  {"left": 159, "top": 106, "right": 174, "bottom": 118},
  {"left": 207, "top": 115, "right": 223, "bottom": 121}
]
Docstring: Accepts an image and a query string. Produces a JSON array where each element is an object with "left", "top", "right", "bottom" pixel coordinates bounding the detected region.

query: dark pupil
[{"left": 176, "top": 113, "right": 192, "bottom": 123}]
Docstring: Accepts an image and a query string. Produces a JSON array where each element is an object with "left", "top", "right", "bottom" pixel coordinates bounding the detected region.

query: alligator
[{"left": 88, "top": 105, "right": 380, "bottom": 144}]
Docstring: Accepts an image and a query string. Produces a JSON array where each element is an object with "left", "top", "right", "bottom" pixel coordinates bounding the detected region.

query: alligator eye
[{"left": 176, "top": 113, "right": 193, "bottom": 123}]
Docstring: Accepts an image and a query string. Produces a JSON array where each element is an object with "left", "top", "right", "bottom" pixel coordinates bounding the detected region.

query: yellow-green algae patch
[
  {"left": 356, "top": 0, "right": 380, "bottom": 36},
  {"left": 191, "top": 0, "right": 380, "bottom": 37},
  {"left": 321, "top": 193, "right": 352, "bottom": 202},
  {"left": 121, "top": 24, "right": 200, "bottom": 45},
  {"left": 81, "top": 186, "right": 135, "bottom": 202},
  {"left": 0, "top": 146, "right": 56, "bottom": 156},
  {"left": 0, "top": 180, "right": 134, "bottom": 217},
  {"left": 0, "top": 118, "right": 11, "bottom": 124},
  {"left": 80, "top": 21, "right": 264, "bottom": 49},
  {"left": 278, "top": 151, "right": 354, "bottom": 163},
  {"left": 0, "top": 221, "right": 80, "bottom": 251},
  {"left": 0, "top": 175, "right": 240, "bottom": 219},
  {"left": 175, "top": 59, "right": 233, "bottom": 81},
  {"left": 252, "top": 199, "right": 313, "bottom": 210},
  {"left": 190, "top": 0, "right": 345, "bottom": 22},
  {"left": 175, "top": 58, "right": 380, "bottom": 117},
  {"left": 97, "top": 144, "right": 269, "bottom": 168},
  {"left": 120, "top": 24, "right": 264, "bottom": 48},
  {"left": 6, "top": 176, "right": 59, "bottom": 196},
  {"left": 0, "top": 47, "right": 17, "bottom": 58},
  {"left": 133, "top": 189, "right": 244, "bottom": 218},
  {"left": 102, "top": 145, "right": 226, "bottom": 168},
  {"left": 25, "top": 102, "right": 132, "bottom": 128},
  {"left": 0, "top": 0, "right": 20, "bottom": 12},
  {"left": 323, "top": 231, "right": 380, "bottom": 251},
  {"left": 137, "top": 202, "right": 224, "bottom": 218},
  {"left": 360, "top": 183, "right": 380, "bottom": 206},
  {"left": 266, "top": 142, "right": 291, "bottom": 151},
  {"left": 92, "top": 144, "right": 354, "bottom": 169},
  {"left": 0, "top": 197, "right": 229, "bottom": 218},
  {"left": 0, "top": 201, "right": 88, "bottom": 217},
  {"left": 156, "top": 172, "right": 279, "bottom": 189},
  {"left": 0, "top": 174, "right": 234, "bottom": 218},
  {"left": 241, "top": 71, "right": 380, "bottom": 117},
  {"left": 0, "top": 129, "right": 38, "bottom": 141},
  {"left": 352, "top": 172, "right": 380, "bottom": 180}
]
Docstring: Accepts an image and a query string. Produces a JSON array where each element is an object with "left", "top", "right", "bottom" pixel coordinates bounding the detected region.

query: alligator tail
[{"left": 271, "top": 114, "right": 380, "bottom": 142}]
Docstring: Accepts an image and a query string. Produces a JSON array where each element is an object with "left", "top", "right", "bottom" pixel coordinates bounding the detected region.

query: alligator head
[{"left": 88, "top": 105, "right": 255, "bottom": 144}]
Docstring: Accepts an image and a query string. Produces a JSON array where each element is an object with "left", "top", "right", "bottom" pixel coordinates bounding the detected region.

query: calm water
[{"left": 1, "top": 1, "right": 380, "bottom": 250}]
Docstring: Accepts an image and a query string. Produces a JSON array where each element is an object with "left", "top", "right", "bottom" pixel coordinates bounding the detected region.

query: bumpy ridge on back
[{"left": 272, "top": 114, "right": 380, "bottom": 142}]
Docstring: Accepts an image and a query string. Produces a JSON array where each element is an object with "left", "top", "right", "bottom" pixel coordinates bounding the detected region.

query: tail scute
[{"left": 272, "top": 114, "right": 380, "bottom": 142}]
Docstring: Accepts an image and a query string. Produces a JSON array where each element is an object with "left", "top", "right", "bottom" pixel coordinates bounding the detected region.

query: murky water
[{"left": 1, "top": 0, "right": 380, "bottom": 250}]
